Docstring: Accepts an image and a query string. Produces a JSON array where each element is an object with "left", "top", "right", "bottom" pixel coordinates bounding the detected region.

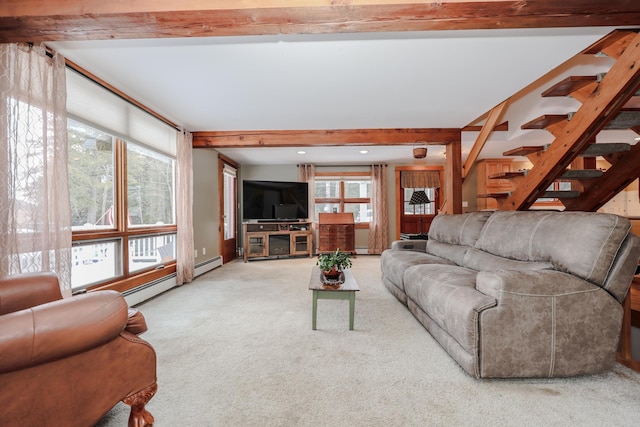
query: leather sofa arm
[
  {"left": 476, "top": 269, "right": 600, "bottom": 299},
  {"left": 390, "top": 240, "right": 427, "bottom": 252},
  {"left": 0, "top": 290, "right": 128, "bottom": 374},
  {"left": 0, "top": 272, "right": 63, "bottom": 315}
]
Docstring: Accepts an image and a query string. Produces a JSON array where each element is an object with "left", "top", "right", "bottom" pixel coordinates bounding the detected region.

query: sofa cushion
[
  {"left": 426, "top": 212, "right": 492, "bottom": 264},
  {"left": 404, "top": 264, "right": 496, "bottom": 354},
  {"left": 428, "top": 211, "right": 492, "bottom": 246},
  {"left": 461, "top": 247, "right": 554, "bottom": 272},
  {"left": 425, "top": 240, "right": 470, "bottom": 265},
  {"left": 381, "top": 249, "right": 454, "bottom": 292},
  {"left": 475, "top": 211, "right": 630, "bottom": 286}
]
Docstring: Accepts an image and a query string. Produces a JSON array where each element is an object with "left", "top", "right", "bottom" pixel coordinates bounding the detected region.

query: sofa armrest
[
  {"left": 475, "top": 269, "right": 623, "bottom": 378},
  {"left": 0, "top": 272, "right": 63, "bottom": 315},
  {"left": 0, "top": 290, "right": 128, "bottom": 374},
  {"left": 390, "top": 240, "right": 427, "bottom": 252}
]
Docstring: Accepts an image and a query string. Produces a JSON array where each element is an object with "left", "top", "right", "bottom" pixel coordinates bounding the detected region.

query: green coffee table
[{"left": 309, "top": 266, "right": 359, "bottom": 330}]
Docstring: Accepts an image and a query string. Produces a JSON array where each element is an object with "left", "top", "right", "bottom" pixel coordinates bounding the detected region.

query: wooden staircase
[{"left": 490, "top": 30, "right": 640, "bottom": 211}]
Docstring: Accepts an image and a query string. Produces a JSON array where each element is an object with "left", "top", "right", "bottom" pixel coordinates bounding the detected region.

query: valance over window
[{"left": 400, "top": 171, "right": 440, "bottom": 189}]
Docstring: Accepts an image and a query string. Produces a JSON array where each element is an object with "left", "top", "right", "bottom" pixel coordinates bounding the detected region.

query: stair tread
[
  {"left": 603, "top": 110, "right": 640, "bottom": 130},
  {"left": 542, "top": 190, "right": 581, "bottom": 198},
  {"left": 541, "top": 76, "right": 598, "bottom": 97},
  {"left": 560, "top": 169, "right": 603, "bottom": 179},
  {"left": 521, "top": 114, "right": 568, "bottom": 130},
  {"left": 477, "top": 192, "right": 510, "bottom": 199},
  {"left": 503, "top": 146, "right": 545, "bottom": 156},
  {"left": 489, "top": 171, "right": 527, "bottom": 179},
  {"left": 580, "top": 143, "right": 631, "bottom": 157}
]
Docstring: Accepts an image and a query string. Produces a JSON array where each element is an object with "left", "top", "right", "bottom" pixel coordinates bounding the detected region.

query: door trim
[{"left": 395, "top": 166, "right": 444, "bottom": 240}]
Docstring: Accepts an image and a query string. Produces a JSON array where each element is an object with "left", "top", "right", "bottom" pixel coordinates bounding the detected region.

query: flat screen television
[{"left": 242, "top": 180, "right": 309, "bottom": 221}]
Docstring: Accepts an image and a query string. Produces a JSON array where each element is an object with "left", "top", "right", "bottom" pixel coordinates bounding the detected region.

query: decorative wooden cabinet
[
  {"left": 318, "top": 212, "right": 355, "bottom": 254},
  {"left": 476, "top": 159, "right": 513, "bottom": 210},
  {"left": 243, "top": 222, "right": 312, "bottom": 262}
]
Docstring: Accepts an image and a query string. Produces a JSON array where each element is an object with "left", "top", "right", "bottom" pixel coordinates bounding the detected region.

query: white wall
[{"left": 192, "top": 148, "right": 220, "bottom": 262}]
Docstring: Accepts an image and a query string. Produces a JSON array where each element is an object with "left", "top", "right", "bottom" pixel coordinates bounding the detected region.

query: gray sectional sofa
[{"left": 381, "top": 210, "right": 640, "bottom": 378}]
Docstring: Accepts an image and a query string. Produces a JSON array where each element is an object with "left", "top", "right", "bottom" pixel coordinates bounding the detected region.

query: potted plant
[{"left": 317, "top": 248, "right": 352, "bottom": 281}]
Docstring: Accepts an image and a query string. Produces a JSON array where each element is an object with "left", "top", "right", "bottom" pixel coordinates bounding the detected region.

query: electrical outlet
[
  {"left": 202, "top": 247, "right": 206, "bottom": 255},
  {"left": 462, "top": 201, "right": 469, "bottom": 208},
  {"left": 194, "top": 249, "right": 198, "bottom": 258}
]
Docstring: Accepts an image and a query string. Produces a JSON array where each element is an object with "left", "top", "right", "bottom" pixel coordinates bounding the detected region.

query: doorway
[
  {"left": 219, "top": 156, "right": 238, "bottom": 263},
  {"left": 395, "top": 166, "right": 444, "bottom": 240}
]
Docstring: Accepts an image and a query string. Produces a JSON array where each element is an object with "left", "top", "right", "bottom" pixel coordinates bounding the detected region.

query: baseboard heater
[
  {"left": 124, "top": 256, "right": 222, "bottom": 306},
  {"left": 194, "top": 256, "right": 223, "bottom": 277}
]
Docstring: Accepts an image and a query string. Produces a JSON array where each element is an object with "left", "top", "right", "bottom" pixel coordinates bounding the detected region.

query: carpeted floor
[{"left": 97, "top": 255, "right": 640, "bottom": 426}]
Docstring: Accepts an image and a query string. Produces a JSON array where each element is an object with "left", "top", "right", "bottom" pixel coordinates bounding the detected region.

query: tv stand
[
  {"left": 255, "top": 218, "right": 301, "bottom": 223},
  {"left": 243, "top": 221, "right": 313, "bottom": 262}
]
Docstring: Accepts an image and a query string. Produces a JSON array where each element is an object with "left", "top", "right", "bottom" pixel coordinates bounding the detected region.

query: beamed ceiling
[{"left": 2, "top": 1, "right": 639, "bottom": 165}]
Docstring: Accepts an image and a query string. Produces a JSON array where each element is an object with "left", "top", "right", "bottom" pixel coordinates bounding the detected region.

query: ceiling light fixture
[
  {"left": 413, "top": 144, "right": 427, "bottom": 159},
  {"left": 297, "top": 150, "right": 306, "bottom": 154},
  {"left": 360, "top": 150, "right": 369, "bottom": 154}
]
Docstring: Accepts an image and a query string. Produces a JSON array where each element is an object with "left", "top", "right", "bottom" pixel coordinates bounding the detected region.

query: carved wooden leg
[{"left": 123, "top": 382, "right": 157, "bottom": 427}]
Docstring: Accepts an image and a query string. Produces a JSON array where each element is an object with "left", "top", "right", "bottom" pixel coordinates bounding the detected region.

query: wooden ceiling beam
[
  {"left": 2, "top": 1, "right": 640, "bottom": 42},
  {"left": 192, "top": 128, "right": 461, "bottom": 148}
]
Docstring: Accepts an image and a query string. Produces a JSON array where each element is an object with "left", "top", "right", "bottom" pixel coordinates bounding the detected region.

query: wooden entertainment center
[{"left": 242, "top": 221, "right": 313, "bottom": 262}]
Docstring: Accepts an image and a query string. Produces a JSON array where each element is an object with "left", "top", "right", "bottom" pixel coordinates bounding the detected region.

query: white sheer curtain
[
  {"left": 176, "top": 128, "right": 194, "bottom": 285},
  {"left": 368, "top": 164, "right": 388, "bottom": 254},
  {"left": 298, "top": 164, "right": 316, "bottom": 252},
  {"left": 0, "top": 43, "right": 72, "bottom": 295}
]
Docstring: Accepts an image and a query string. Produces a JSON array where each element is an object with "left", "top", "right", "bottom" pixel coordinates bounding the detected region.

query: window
[
  {"left": 536, "top": 181, "right": 571, "bottom": 204},
  {"left": 67, "top": 119, "right": 176, "bottom": 291},
  {"left": 68, "top": 119, "right": 115, "bottom": 230},
  {"left": 404, "top": 188, "right": 437, "bottom": 215},
  {"left": 314, "top": 175, "right": 372, "bottom": 225},
  {"left": 127, "top": 143, "right": 175, "bottom": 227},
  {"left": 72, "top": 239, "right": 121, "bottom": 289},
  {"left": 66, "top": 68, "right": 178, "bottom": 292},
  {"left": 222, "top": 164, "right": 237, "bottom": 240}
]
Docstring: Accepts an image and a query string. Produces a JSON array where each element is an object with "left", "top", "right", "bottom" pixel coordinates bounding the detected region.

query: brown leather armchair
[{"left": 0, "top": 272, "right": 157, "bottom": 427}]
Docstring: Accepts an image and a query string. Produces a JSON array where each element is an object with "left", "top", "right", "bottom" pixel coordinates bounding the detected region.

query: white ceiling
[{"left": 49, "top": 26, "right": 625, "bottom": 165}]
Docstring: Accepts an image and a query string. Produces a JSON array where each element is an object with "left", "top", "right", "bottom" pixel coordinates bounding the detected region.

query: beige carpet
[{"left": 97, "top": 255, "right": 640, "bottom": 426}]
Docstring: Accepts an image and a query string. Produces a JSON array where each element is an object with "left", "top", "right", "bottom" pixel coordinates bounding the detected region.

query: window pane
[
  {"left": 72, "top": 239, "right": 121, "bottom": 290},
  {"left": 314, "top": 203, "right": 340, "bottom": 221},
  {"left": 223, "top": 170, "right": 236, "bottom": 240},
  {"left": 127, "top": 143, "right": 175, "bottom": 226},
  {"left": 345, "top": 180, "right": 371, "bottom": 198},
  {"left": 315, "top": 180, "right": 339, "bottom": 198},
  {"left": 405, "top": 188, "right": 436, "bottom": 215},
  {"left": 345, "top": 203, "right": 372, "bottom": 223},
  {"left": 129, "top": 233, "right": 176, "bottom": 273},
  {"left": 68, "top": 119, "right": 115, "bottom": 230}
]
